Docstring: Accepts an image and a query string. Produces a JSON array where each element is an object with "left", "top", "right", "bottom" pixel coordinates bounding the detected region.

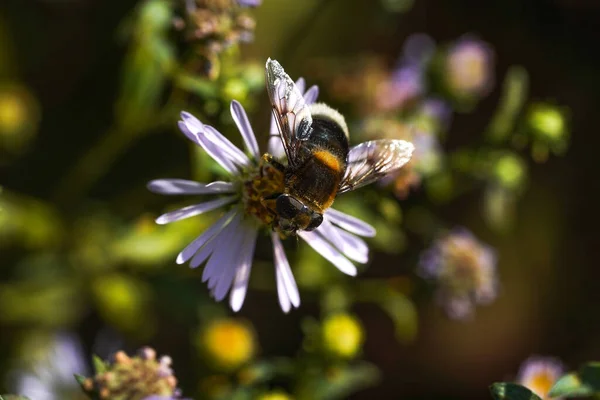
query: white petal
[
  {"left": 316, "top": 220, "right": 368, "bottom": 264},
  {"left": 276, "top": 267, "right": 291, "bottom": 313},
  {"left": 230, "top": 100, "right": 260, "bottom": 159},
  {"left": 303, "top": 85, "right": 319, "bottom": 104},
  {"left": 204, "top": 125, "right": 251, "bottom": 166},
  {"left": 148, "top": 179, "right": 235, "bottom": 195},
  {"left": 230, "top": 224, "right": 259, "bottom": 311},
  {"left": 326, "top": 208, "right": 376, "bottom": 237},
  {"left": 298, "top": 231, "right": 357, "bottom": 276},
  {"left": 177, "top": 208, "right": 238, "bottom": 264},
  {"left": 155, "top": 196, "right": 235, "bottom": 225},
  {"left": 178, "top": 121, "right": 239, "bottom": 175},
  {"left": 272, "top": 232, "right": 300, "bottom": 310}
]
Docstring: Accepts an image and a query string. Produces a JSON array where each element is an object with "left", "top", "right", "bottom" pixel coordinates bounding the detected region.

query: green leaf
[
  {"left": 92, "top": 355, "right": 108, "bottom": 374},
  {"left": 548, "top": 362, "right": 600, "bottom": 398},
  {"left": 380, "top": 290, "right": 418, "bottom": 343},
  {"left": 0, "top": 395, "right": 32, "bottom": 400},
  {"left": 485, "top": 66, "right": 529, "bottom": 143},
  {"left": 489, "top": 382, "right": 542, "bottom": 400},
  {"left": 309, "top": 362, "right": 380, "bottom": 400}
]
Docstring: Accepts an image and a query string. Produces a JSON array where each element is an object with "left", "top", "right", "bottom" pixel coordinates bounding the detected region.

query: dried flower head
[
  {"left": 81, "top": 347, "right": 185, "bottom": 400},
  {"left": 418, "top": 227, "right": 498, "bottom": 319},
  {"left": 175, "top": 0, "right": 261, "bottom": 78}
]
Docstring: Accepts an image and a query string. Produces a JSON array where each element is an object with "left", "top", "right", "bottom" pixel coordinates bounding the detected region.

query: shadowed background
[{"left": 0, "top": 0, "right": 598, "bottom": 399}]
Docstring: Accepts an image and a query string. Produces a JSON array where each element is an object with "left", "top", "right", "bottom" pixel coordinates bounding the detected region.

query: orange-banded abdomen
[{"left": 285, "top": 117, "right": 349, "bottom": 212}]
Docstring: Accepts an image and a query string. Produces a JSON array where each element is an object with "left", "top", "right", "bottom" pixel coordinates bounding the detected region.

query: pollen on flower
[{"left": 240, "top": 153, "right": 285, "bottom": 231}]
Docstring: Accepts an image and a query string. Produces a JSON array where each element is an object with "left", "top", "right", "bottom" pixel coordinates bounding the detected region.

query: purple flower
[
  {"left": 517, "top": 356, "right": 565, "bottom": 400},
  {"left": 237, "top": 0, "right": 261, "bottom": 6},
  {"left": 11, "top": 333, "right": 89, "bottom": 400},
  {"left": 445, "top": 36, "right": 495, "bottom": 99},
  {"left": 375, "top": 64, "right": 424, "bottom": 112},
  {"left": 418, "top": 228, "right": 498, "bottom": 319},
  {"left": 149, "top": 79, "right": 376, "bottom": 313}
]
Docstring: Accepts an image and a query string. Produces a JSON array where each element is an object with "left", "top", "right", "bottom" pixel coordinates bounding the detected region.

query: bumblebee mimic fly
[{"left": 262, "top": 58, "right": 414, "bottom": 235}]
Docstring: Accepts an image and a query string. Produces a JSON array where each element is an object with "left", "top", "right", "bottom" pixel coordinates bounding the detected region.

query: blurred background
[{"left": 0, "top": 0, "right": 596, "bottom": 399}]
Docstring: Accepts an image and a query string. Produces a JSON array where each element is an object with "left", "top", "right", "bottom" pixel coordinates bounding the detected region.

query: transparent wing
[
  {"left": 265, "top": 58, "right": 313, "bottom": 166},
  {"left": 338, "top": 139, "right": 414, "bottom": 194}
]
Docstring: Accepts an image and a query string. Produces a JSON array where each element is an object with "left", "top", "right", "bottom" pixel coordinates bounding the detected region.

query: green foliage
[
  {"left": 549, "top": 362, "right": 600, "bottom": 398},
  {"left": 489, "top": 383, "right": 542, "bottom": 400}
]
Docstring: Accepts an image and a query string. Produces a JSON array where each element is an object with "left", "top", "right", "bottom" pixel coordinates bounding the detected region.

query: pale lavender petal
[
  {"left": 205, "top": 213, "right": 243, "bottom": 288},
  {"left": 238, "top": 0, "right": 261, "bottom": 6},
  {"left": 189, "top": 238, "right": 217, "bottom": 269},
  {"left": 212, "top": 227, "right": 246, "bottom": 301},
  {"left": 298, "top": 231, "right": 357, "bottom": 276},
  {"left": 316, "top": 220, "right": 368, "bottom": 263},
  {"left": 200, "top": 213, "right": 241, "bottom": 276},
  {"left": 16, "top": 375, "right": 54, "bottom": 400},
  {"left": 268, "top": 134, "right": 287, "bottom": 160},
  {"left": 179, "top": 111, "right": 248, "bottom": 168},
  {"left": 155, "top": 196, "right": 235, "bottom": 225},
  {"left": 272, "top": 232, "right": 300, "bottom": 310},
  {"left": 177, "top": 208, "right": 238, "bottom": 264},
  {"left": 54, "top": 334, "right": 88, "bottom": 382},
  {"left": 326, "top": 208, "right": 376, "bottom": 237},
  {"left": 230, "top": 100, "right": 260, "bottom": 159},
  {"left": 179, "top": 111, "right": 204, "bottom": 143},
  {"left": 295, "top": 77, "right": 306, "bottom": 94},
  {"left": 230, "top": 224, "right": 259, "bottom": 311},
  {"left": 178, "top": 121, "right": 238, "bottom": 174},
  {"left": 336, "top": 228, "right": 369, "bottom": 260},
  {"left": 204, "top": 125, "right": 250, "bottom": 166},
  {"left": 269, "top": 113, "right": 279, "bottom": 135},
  {"left": 303, "top": 85, "right": 319, "bottom": 104},
  {"left": 148, "top": 179, "right": 235, "bottom": 195}
]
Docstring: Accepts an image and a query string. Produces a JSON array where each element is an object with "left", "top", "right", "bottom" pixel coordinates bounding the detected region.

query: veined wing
[
  {"left": 265, "top": 58, "right": 312, "bottom": 166},
  {"left": 338, "top": 139, "right": 414, "bottom": 195}
]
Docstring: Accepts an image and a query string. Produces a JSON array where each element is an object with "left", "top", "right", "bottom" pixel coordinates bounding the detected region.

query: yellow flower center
[
  {"left": 241, "top": 153, "right": 285, "bottom": 233},
  {"left": 528, "top": 371, "right": 555, "bottom": 399}
]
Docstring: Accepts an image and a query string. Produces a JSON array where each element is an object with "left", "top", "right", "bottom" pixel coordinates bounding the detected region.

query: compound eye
[
  {"left": 276, "top": 194, "right": 304, "bottom": 219},
  {"left": 305, "top": 213, "right": 323, "bottom": 231}
]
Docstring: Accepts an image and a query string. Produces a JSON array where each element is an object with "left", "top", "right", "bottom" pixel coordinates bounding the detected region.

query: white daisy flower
[{"left": 149, "top": 78, "right": 382, "bottom": 313}]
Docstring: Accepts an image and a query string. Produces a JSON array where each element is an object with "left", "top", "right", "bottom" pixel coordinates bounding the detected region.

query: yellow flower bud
[
  {"left": 322, "top": 313, "right": 364, "bottom": 359},
  {"left": 199, "top": 318, "right": 256, "bottom": 371}
]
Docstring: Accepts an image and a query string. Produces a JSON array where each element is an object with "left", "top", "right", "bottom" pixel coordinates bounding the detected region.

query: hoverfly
[{"left": 262, "top": 58, "right": 414, "bottom": 235}]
